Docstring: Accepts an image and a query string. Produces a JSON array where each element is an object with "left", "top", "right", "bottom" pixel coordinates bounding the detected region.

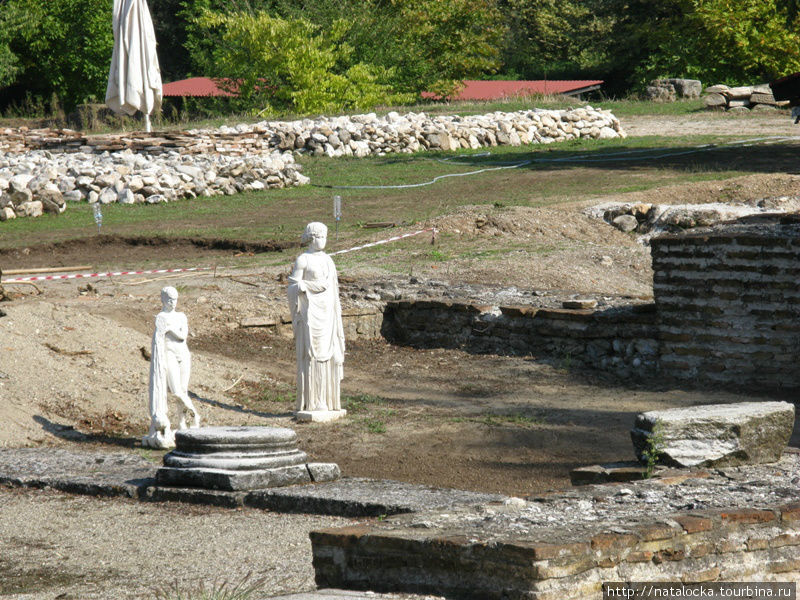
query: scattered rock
[{"left": 612, "top": 214, "right": 638, "bottom": 232}]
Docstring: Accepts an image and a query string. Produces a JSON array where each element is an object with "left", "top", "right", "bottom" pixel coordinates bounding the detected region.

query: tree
[
  {"left": 693, "top": 0, "right": 800, "bottom": 83},
  {"left": 190, "top": 9, "right": 411, "bottom": 114},
  {"left": 184, "top": 0, "right": 506, "bottom": 101},
  {"left": 0, "top": 0, "right": 113, "bottom": 111},
  {"left": 384, "top": 0, "right": 506, "bottom": 97},
  {"left": 498, "top": 0, "right": 612, "bottom": 80},
  {"left": 598, "top": 0, "right": 800, "bottom": 94}
]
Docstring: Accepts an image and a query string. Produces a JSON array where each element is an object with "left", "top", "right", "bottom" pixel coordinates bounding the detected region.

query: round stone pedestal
[{"left": 155, "top": 426, "right": 340, "bottom": 491}]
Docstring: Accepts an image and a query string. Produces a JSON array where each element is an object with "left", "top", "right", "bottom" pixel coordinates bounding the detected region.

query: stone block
[
  {"left": 631, "top": 402, "right": 795, "bottom": 467},
  {"left": 307, "top": 462, "right": 341, "bottom": 482},
  {"left": 667, "top": 78, "right": 703, "bottom": 98},
  {"left": 156, "top": 463, "right": 312, "bottom": 491},
  {"left": 570, "top": 461, "right": 648, "bottom": 486},
  {"left": 296, "top": 410, "right": 347, "bottom": 423}
]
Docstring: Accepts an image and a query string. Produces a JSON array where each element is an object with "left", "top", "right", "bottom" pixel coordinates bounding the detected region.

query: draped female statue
[
  {"left": 288, "top": 222, "right": 346, "bottom": 421},
  {"left": 143, "top": 286, "right": 200, "bottom": 448}
]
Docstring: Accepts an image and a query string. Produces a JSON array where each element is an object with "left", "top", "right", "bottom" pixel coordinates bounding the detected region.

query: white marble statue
[
  {"left": 143, "top": 286, "right": 200, "bottom": 449},
  {"left": 288, "top": 222, "right": 346, "bottom": 422}
]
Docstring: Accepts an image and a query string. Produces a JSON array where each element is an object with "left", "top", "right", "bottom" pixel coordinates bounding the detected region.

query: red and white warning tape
[
  {"left": 330, "top": 227, "right": 436, "bottom": 256},
  {"left": 1, "top": 267, "right": 207, "bottom": 284},
  {"left": 1, "top": 228, "right": 437, "bottom": 283}
]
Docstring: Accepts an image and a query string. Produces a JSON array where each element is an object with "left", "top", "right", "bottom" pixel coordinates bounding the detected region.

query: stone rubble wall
[
  {"left": 0, "top": 106, "right": 625, "bottom": 220},
  {"left": 0, "top": 149, "right": 306, "bottom": 221},
  {"left": 651, "top": 223, "right": 800, "bottom": 391},
  {"left": 245, "top": 106, "right": 625, "bottom": 157},
  {"left": 382, "top": 300, "right": 658, "bottom": 378},
  {"left": 588, "top": 199, "right": 800, "bottom": 240},
  {"left": 702, "top": 84, "right": 787, "bottom": 112},
  {"left": 1, "top": 106, "right": 625, "bottom": 157}
]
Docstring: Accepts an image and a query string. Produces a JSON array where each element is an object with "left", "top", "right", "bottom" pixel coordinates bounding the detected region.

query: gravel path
[{"left": 0, "top": 486, "right": 352, "bottom": 599}]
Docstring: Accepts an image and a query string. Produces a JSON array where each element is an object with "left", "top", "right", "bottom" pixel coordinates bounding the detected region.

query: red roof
[
  {"left": 162, "top": 77, "right": 603, "bottom": 101},
  {"left": 422, "top": 80, "right": 604, "bottom": 101},
  {"left": 162, "top": 77, "right": 237, "bottom": 97}
]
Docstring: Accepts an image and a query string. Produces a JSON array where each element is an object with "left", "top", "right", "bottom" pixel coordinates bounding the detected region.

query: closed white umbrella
[{"left": 105, "top": 0, "right": 162, "bottom": 132}]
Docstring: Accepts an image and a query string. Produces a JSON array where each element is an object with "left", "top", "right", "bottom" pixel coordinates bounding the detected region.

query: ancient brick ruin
[
  {"left": 373, "top": 218, "right": 800, "bottom": 394},
  {"left": 652, "top": 220, "right": 800, "bottom": 392},
  {"left": 308, "top": 218, "right": 800, "bottom": 597}
]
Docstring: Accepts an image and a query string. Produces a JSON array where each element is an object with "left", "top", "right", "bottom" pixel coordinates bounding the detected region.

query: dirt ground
[{"left": 2, "top": 113, "right": 800, "bottom": 499}]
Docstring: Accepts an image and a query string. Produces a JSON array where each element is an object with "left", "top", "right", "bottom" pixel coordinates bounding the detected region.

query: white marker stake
[
  {"left": 93, "top": 203, "right": 103, "bottom": 234},
  {"left": 333, "top": 195, "right": 342, "bottom": 241}
]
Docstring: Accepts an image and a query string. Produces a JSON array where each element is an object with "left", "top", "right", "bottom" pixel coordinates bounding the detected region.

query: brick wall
[
  {"left": 651, "top": 224, "right": 800, "bottom": 391},
  {"left": 382, "top": 300, "right": 658, "bottom": 378},
  {"left": 311, "top": 503, "right": 800, "bottom": 600}
]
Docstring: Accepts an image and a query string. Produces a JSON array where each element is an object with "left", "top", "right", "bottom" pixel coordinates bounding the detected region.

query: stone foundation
[
  {"left": 382, "top": 300, "right": 658, "bottom": 378},
  {"left": 311, "top": 452, "right": 800, "bottom": 599}
]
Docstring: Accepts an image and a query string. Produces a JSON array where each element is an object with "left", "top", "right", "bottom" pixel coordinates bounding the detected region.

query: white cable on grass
[{"left": 316, "top": 135, "right": 800, "bottom": 190}]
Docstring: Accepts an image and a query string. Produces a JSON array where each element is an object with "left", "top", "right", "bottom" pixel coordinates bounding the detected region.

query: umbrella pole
[{"left": 144, "top": 113, "right": 151, "bottom": 133}]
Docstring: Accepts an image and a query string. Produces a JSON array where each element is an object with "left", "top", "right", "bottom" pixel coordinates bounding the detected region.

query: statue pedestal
[
  {"left": 155, "top": 426, "right": 340, "bottom": 491},
  {"left": 295, "top": 409, "right": 347, "bottom": 423}
]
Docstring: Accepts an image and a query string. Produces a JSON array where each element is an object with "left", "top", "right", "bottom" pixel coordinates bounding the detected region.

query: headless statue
[{"left": 143, "top": 286, "right": 200, "bottom": 449}]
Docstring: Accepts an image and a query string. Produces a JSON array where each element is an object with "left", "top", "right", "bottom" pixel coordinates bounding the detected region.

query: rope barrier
[
  {"left": 1, "top": 267, "right": 208, "bottom": 284},
  {"left": 0, "top": 229, "right": 438, "bottom": 283}
]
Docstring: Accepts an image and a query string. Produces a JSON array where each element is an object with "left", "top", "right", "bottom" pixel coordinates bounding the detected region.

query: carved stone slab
[
  {"left": 631, "top": 401, "right": 795, "bottom": 468},
  {"left": 156, "top": 426, "right": 340, "bottom": 491}
]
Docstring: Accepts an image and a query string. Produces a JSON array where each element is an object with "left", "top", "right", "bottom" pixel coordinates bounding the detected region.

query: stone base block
[
  {"left": 156, "top": 462, "right": 340, "bottom": 491},
  {"left": 157, "top": 463, "right": 311, "bottom": 491},
  {"left": 296, "top": 410, "right": 347, "bottom": 423}
]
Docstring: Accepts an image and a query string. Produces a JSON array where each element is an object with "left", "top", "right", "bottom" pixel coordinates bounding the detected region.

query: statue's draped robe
[
  {"left": 148, "top": 312, "right": 171, "bottom": 432},
  {"left": 288, "top": 252, "right": 345, "bottom": 412},
  {"left": 145, "top": 311, "right": 189, "bottom": 444}
]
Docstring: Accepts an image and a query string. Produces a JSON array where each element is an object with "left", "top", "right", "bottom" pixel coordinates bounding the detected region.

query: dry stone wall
[
  {"left": 382, "top": 300, "right": 658, "bottom": 378},
  {"left": 651, "top": 222, "right": 800, "bottom": 391},
  {"left": 1, "top": 106, "right": 625, "bottom": 157}
]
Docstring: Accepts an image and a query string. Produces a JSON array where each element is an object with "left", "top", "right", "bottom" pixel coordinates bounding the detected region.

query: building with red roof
[{"left": 163, "top": 78, "right": 603, "bottom": 101}]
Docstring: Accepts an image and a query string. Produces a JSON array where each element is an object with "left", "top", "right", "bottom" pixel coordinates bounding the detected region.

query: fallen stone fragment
[
  {"left": 562, "top": 299, "right": 597, "bottom": 310},
  {"left": 631, "top": 401, "right": 794, "bottom": 468},
  {"left": 612, "top": 214, "right": 638, "bottom": 232}
]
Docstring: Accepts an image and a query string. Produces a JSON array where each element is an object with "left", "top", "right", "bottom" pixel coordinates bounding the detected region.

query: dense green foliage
[
  {"left": 3, "top": 0, "right": 800, "bottom": 114},
  {"left": 499, "top": 0, "right": 612, "bottom": 81},
  {"left": 182, "top": 0, "right": 505, "bottom": 101},
  {"left": 596, "top": 0, "right": 800, "bottom": 93},
  {"left": 0, "top": 0, "right": 113, "bottom": 111},
  {"left": 189, "top": 9, "right": 411, "bottom": 113}
]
